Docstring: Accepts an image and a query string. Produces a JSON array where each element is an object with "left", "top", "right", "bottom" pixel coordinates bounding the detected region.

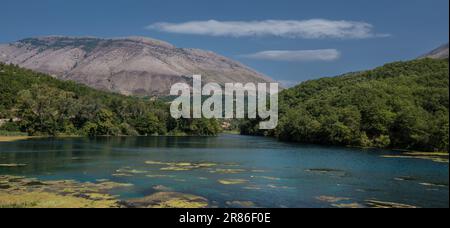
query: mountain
[
  {"left": 421, "top": 43, "right": 449, "bottom": 59},
  {"left": 0, "top": 36, "right": 273, "bottom": 96}
]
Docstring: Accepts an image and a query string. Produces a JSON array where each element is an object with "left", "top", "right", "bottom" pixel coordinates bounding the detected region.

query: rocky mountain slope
[
  {"left": 0, "top": 36, "right": 273, "bottom": 96},
  {"left": 421, "top": 43, "right": 449, "bottom": 59}
]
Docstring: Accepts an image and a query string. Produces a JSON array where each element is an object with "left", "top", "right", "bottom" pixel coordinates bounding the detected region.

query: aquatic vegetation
[
  {"left": 218, "top": 179, "right": 248, "bottom": 185},
  {"left": 305, "top": 168, "right": 348, "bottom": 177},
  {"left": 251, "top": 170, "right": 266, "bottom": 173},
  {"left": 267, "top": 184, "right": 293, "bottom": 190},
  {"left": 146, "top": 160, "right": 218, "bottom": 171},
  {"left": 419, "top": 182, "right": 448, "bottom": 188},
  {"left": 112, "top": 173, "right": 133, "bottom": 177},
  {"left": 226, "top": 201, "right": 257, "bottom": 208},
  {"left": 316, "top": 196, "right": 351, "bottom": 203},
  {"left": 306, "top": 168, "right": 344, "bottom": 173},
  {"left": 0, "top": 175, "right": 133, "bottom": 208},
  {"left": 0, "top": 164, "right": 27, "bottom": 168},
  {"left": 146, "top": 174, "right": 175, "bottom": 179},
  {"left": 0, "top": 192, "right": 118, "bottom": 208},
  {"left": 332, "top": 203, "right": 364, "bottom": 208},
  {"left": 223, "top": 163, "right": 241, "bottom": 167},
  {"left": 254, "top": 176, "right": 281, "bottom": 181},
  {"left": 316, "top": 196, "right": 365, "bottom": 208},
  {"left": 405, "top": 152, "right": 449, "bottom": 156},
  {"left": 381, "top": 152, "right": 449, "bottom": 163},
  {"left": 243, "top": 186, "right": 263, "bottom": 190},
  {"left": 124, "top": 192, "right": 209, "bottom": 208},
  {"left": 145, "top": 160, "right": 172, "bottom": 165},
  {"left": 160, "top": 166, "right": 191, "bottom": 171},
  {"left": 393, "top": 176, "right": 448, "bottom": 188},
  {"left": 210, "top": 169, "right": 247, "bottom": 174},
  {"left": 394, "top": 176, "right": 419, "bottom": 182},
  {"left": 365, "top": 200, "right": 418, "bottom": 208},
  {"left": 115, "top": 168, "right": 147, "bottom": 175}
]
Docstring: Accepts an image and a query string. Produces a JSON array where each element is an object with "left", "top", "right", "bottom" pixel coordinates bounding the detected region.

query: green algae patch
[
  {"left": 146, "top": 174, "right": 175, "bottom": 178},
  {"left": 267, "top": 184, "right": 293, "bottom": 190},
  {"left": 226, "top": 201, "right": 257, "bottom": 208},
  {"left": 210, "top": 169, "right": 247, "bottom": 174},
  {"left": 381, "top": 152, "right": 449, "bottom": 163},
  {"left": 419, "top": 182, "right": 448, "bottom": 188},
  {"left": 0, "top": 192, "right": 118, "bottom": 208},
  {"left": 315, "top": 195, "right": 364, "bottom": 208},
  {"left": 305, "top": 168, "right": 349, "bottom": 178},
  {"left": 365, "top": 200, "right": 418, "bottom": 208},
  {"left": 125, "top": 192, "right": 209, "bottom": 208},
  {"left": 218, "top": 179, "right": 248, "bottom": 185},
  {"left": 243, "top": 185, "right": 263, "bottom": 190},
  {"left": 316, "top": 196, "right": 351, "bottom": 203},
  {"left": 0, "top": 175, "right": 135, "bottom": 208},
  {"left": 332, "top": 203, "right": 365, "bottom": 208},
  {"left": 305, "top": 168, "right": 346, "bottom": 174},
  {"left": 405, "top": 152, "right": 449, "bottom": 156},
  {"left": 394, "top": 176, "right": 420, "bottom": 182},
  {"left": 148, "top": 161, "right": 218, "bottom": 172},
  {"left": 115, "top": 167, "right": 148, "bottom": 175},
  {"left": 254, "top": 176, "right": 281, "bottom": 181},
  {"left": 251, "top": 170, "right": 266, "bottom": 173},
  {"left": 161, "top": 166, "right": 192, "bottom": 171}
]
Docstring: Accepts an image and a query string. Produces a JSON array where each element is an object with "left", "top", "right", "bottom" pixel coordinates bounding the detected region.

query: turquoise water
[{"left": 0, "top": 134, "right": 448, "bottom": 208}]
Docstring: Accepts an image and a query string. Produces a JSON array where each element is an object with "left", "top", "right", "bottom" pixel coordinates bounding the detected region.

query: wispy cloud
[
  {"left": 147, "top": 19, "right": 389, "bottom": 39},
  {"left": 241, "top": 49, "right": 341, "bottom": 62}
]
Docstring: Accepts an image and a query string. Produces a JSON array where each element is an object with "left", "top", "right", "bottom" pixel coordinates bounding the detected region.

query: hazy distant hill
[
  {"left": 0, "top": 36, "right": 273, "bottom": 96},
  {"left": 421, "top": 43, "right": 449, "bottom": 59}
]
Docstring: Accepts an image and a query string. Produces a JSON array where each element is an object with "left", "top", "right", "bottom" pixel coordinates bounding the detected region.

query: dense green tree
[
  {"left": 0, "top": 63, "right": 222, "bottom": 137},
  {"left": 242, "top": 58, "right": 449, "bottom": 152},
  {"left": 133, "top": 113, "right": 167, "bottom": 135}
]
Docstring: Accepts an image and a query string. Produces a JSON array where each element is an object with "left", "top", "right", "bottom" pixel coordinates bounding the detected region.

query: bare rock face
[
  {"left": 421, "top": 43, "right": 449, "bottom": 60},
  {"left": 0, "top": 36, "right": 273, "bottom": 96}
]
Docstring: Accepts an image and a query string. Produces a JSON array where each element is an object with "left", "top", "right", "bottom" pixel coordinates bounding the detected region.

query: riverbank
[{"left": 0, "top": 136, "right": 33, "bottom": 142}]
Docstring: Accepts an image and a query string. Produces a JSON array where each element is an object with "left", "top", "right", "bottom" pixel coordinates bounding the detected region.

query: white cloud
[
  {"left": 241, "top": 49, "right": 341, "bottom": 62},
  {"left": 147, "top": 19, "right": 389, "bottom": 39}
]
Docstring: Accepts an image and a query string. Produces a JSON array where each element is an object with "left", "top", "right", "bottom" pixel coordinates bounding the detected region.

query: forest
[
  {"left": 0, "top": 63, "right": 221, "bottom": 137},
  {"left": 240, "top": 58, "right": 449, "bottom": 152}
]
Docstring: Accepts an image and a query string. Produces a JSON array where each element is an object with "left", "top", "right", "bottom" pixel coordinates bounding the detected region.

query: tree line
[
  {"left": 0, "top": 63, "right": 221, "bottom": 137},
  {"left": 241, "top": 58, "right": 449, "bottom": 152}
]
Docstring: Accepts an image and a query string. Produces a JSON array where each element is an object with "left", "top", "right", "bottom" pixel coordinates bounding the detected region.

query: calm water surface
[{"left": 0, "top": 135, "right": 448, "bottom": 208}]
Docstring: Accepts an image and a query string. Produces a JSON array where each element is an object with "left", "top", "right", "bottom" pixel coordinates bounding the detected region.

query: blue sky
[{"left": 1, "top": 0, "right": 448, "bottom": 86}]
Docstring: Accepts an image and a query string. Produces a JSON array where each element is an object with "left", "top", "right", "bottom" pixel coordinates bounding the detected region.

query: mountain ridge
[
  {"left": 420, "top": 43, "right": 449, "bottom": 59},
  {"left": 0, "top": 36, "right": 273, "bottom": 96}
]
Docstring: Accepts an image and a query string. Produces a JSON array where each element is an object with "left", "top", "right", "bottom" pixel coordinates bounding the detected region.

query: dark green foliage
[
  {"left": 0, "top": 63, "right": 221, "bottom": 137},
  {"left": 243, "top": 58, "right": 449, "bottom": 152}
]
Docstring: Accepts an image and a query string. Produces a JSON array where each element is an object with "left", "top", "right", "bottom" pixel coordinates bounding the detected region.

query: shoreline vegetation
[
  {"left": 1, "top": 59, "right": 449, "bottom": 153},
  {"left": 0, "top": 63, "right": 221, "bottom": 139},
  {"left": 241, "top": 58, "right": 449, "bottom": 153}
]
